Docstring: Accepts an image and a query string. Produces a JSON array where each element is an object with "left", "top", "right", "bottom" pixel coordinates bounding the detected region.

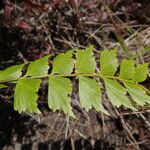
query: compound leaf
[
  {"left": 104, "top": 79, "right": 135, "bottom": 109},
  {"left": 124, "top": 82, "right": 150, "bottom": 105},
  {"left": 79, "top": 77, "right": 109, "bottom": 114},
  {"left": 100, "top": 50, "right": 118, "bottom": 76},
  {"left": 26, "top": 55, "right": 50, "bottom": 77},
  {"left": 48, "top": 76, "right": 75, "bottom": 117},
  {"left": 0, "top": 84, "right": 7, "bottom": 89},
  {"left": 14, "top": 78, "right": 41, "bottom": 113},
  {"left": 76, "top": 45, "right": 96, "bottom": 73},
  {"left": 132, "top": 64, "right": 148, "bottom": 82},
  {"left": 52, "top": 50, "right": 74, "bottom": 74},
  {"left": 119, "top": 59, "right": 135, "bottom": 80},
  {"left": 0, "top": 64, "right": 24, "bottom": 82}
]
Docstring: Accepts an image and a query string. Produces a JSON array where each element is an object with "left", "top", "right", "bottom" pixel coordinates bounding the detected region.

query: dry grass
[{"left": 0, "top": 0, "right": 150, "bottom": 149}]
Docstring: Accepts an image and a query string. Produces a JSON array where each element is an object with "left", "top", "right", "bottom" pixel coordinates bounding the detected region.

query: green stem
[{"left": 0, "top": 73, "right": 149, "bottom": 94}]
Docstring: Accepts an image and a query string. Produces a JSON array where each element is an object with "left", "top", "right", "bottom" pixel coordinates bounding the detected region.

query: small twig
[
  {"left": 138, "top": 113, "right": 150, "bottom": 132},
  {"left": 65, "top": 115, "right": 70, "bottom": 139},
  {"left": 115, "top": 110, "right": 141, "bottom": 150},
  {"left": 119, "top": 110, "right": 150, "bottom": 116},
  {"left": 74, "top": 129, "right": 87, "bottom": 139},
  {"left": 70, "top": 138, "right": 75, "bottom": 150},
  {"left": 44, "top": 112, "right": 60, "bottom": 141}
]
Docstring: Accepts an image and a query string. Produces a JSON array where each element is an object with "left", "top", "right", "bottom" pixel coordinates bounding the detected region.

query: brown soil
[{"left": 0, "top": 0, "right": 150, "bottom": 150}]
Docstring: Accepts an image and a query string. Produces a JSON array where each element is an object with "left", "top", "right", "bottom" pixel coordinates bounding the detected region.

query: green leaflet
[
  {"left": 76, "top": 45, "right": 96, "bottom": 73},
  {"left": 14, "top": 78, "right": 41, "bottom": 113},
  {"left": 0, "top": 84, "right": 7, "bottom": 89},
  {"left": 0, "top": 46, "right": 149, "bottom": 116},
  {"left": 26, "top": 55, "right": 50, "bottom": 77},
  {"left": 119, "top": 61, "right": 148, "bottom": 82},
  {"left": 0, "top": 64, "right": 24, "bottom": 82},
  {"left": 79, "top": 77, "right": 109, "bottom": 115},
  {"left": 104, "top": 79, "right": 135, "bottom": 109},
  {"left": 124, "top": 82, "right": 150, "bottom": 105},
  {"left": 132, "top": 64, "right": 148, "bottom": 82},
  {"left": 48, "top": 76, "right": 75, "bottom": 117},
  {"left": 100, "top": 50, "right": 118, "bottom": 76},
  {"left": 119, "top": 59, "right": 135, "bottom": 80},
  {"left": 52, "top": 50, "right": 74, "bottom": 74}
]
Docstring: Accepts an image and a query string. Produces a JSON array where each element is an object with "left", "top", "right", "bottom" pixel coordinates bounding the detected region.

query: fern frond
[{"left": 0, "top": 46, "right": 149, "bottom": 117}]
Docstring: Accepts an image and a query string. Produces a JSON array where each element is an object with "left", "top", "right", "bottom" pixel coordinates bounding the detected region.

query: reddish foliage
[
  {"left": 21, "top": 0, "right": 46, "bottom": 11},
  {"left": 67, "top": 0, "right": 77, "bottom": 7},
  {"left": 20, "top": 0, "right": 63, "bottom": 12},
  {"left": 53, "top": 0, "right": 61, "bottom": 5},
  {"left": 4, "top": 0, "right": 13, "bottom": 19},
  {"left": 15, "top": 20, "right": 33, "bottom": 30}
]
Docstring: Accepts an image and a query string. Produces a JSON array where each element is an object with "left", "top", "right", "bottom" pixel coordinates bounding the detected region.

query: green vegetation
[{"left": 0, "top": 46, "right": 149, "bottom": 117}]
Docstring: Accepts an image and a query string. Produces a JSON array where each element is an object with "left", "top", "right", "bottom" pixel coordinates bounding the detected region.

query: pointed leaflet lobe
[
  {"left": 79, "top": 77, "right": 108, "bottom": 114},
  {"left": 48, "top": 76, "right": 75, "bottom": 117},
  {"left": 100, "top": 50, "right": 118, "bottom": 76},
  {"left": 0, "top": 84, "right": 7, "bottom": 89},
  {"left": 104, "top": 79, "right": 134, "bottom": 109},
  {"left": 119, "top": 59, "right": 135, "bottom": 80},
  {"left": 124, "top": 82, "right": 150, "bottom": 105},
  {"left": 0, "top": 64, "right": 24, "bottom": 82},
  {"left": 14, "top": 78, "right": 41, "bottom": 113},
  {"left": 52, "top": 50, "right": 74, "bottom": 74},
  {"left": 132, "top": 64, "right": 148, "bottom": 83},
  {"left": 76, "top": 46, "right": 96, "bottom": 73},
  {"left": 26, "top": 55, "right": 50, "bottom": 77}
]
